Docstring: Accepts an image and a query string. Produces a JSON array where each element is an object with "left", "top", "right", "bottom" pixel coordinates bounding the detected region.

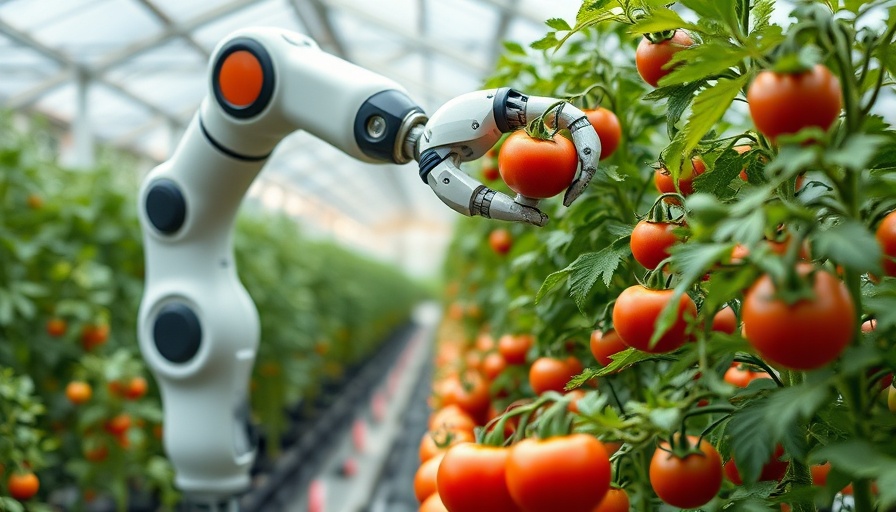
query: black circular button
[
  {"left": 146, "top": 180, "right": 186, "bottom": 235},
  {"left": 153, "top": 303, "right": 202, "bottom": 364}
]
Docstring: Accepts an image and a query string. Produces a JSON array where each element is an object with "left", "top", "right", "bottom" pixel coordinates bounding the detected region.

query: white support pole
[{"left": 72, "top": 70, "right": 95, "bottom": 169}]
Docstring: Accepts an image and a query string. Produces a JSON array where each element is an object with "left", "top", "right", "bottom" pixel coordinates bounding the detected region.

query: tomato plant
[{"left": 498, "top": 131, "right": 578, "bottom": 199}]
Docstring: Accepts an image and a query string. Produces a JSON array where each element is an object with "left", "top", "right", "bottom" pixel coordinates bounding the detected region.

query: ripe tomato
[
  {"left": 80, "top": 324, "right": 109, "bottom": 351},
  {"left": 437, "top": 444, "right": 521, "bottom": 512},
  {"left": 490, "top": 229, "right": 513, "bottom": 255},
  {"left": 439, "top": 372, "right": 490, "bottom": 421},
  {"left": 65, "top": 381, "right": 92, "bottom": 405},
  {"left": 7, "top": 471, "right": 40, "bottom": 501},
  {"left": 876, "top": 210, "right": 896, "bottom": 277},
  {"left": 630, "top": 220, "right": 680, "bottom": 270},
  {"left": 747, "top": 64, "right": 842, "bottom": 142},
  {"left": 724, "top": 445, "right": 788, "bottom": 485},
  {"left": 742, "top": 266, "right": 855, "bottom": 370},
  {"left": 481, "top": 352, "right": 508, "bottom": 381},
  {"left": 654, "top": 157, "right": 705, "bottom": 197},
  {"left": 565, "top": 389, "right": 586, "bottom": 413},
  {"left": 528, "top": 357, "right": 579, "bottom": 395},
  {"left": 498, "top": 131, "right": 578, "bottom": 199},
  {"left": 612, "top": 286, "right": 696, "bottom": 353},
  {"left": 635, "top": 30, "right": 694, "bottom": 87},
  {"left": 104, "top": 413, "right": 132, "bottom": 436},
  {"left": 125, "top": 376, "right": 148, "bottom": 400},
  {"left": 724, "top": 365, "right": 757, "bottom": 388},
  {"left": 649, "top": 435, "right": 723, "bottom": 509},
  {"left": 420, "top": 429, "right": 474, "bottom": 463},
  {"left": 589, "top": 329, "right": 627, "bottom": 367},
  {"left": 429, "top": 405, "right": 477, "bottom": 435},
  {"left": 46, "top": 317, "right": 67, "bottom": 337},
  {"left": 482, "top": 161, "right": 500, "bottom": 182},
  {"left": 506, "top": 434, "right": 611, "bottom": 512},
  {"left": 415, "top": 452, "right": 445, "bottom": 503},
  {"left": 498, "top": 334, "right": 533, "bottom": 365},
  {"left": 84, "top": 440, "right": 109, "bottom": 462},
  {"left": 711, "top": 307, "right": 738, "bottom": 334},
  {"left": 594, "top": 488, "right": 630, "bottom": 512},
  {"left": 584, "top": 108, "right": 621, "bottom": 160},
  {"left": 420, "top": 492, "right": 450, "bottom": 512}
]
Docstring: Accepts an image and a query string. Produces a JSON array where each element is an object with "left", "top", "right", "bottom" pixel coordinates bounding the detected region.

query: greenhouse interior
[{"left": 1, "top": 0, "right": 896, "bottom": 511}]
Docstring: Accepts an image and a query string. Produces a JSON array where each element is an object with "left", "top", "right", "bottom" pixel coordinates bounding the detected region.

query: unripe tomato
[
  {"left": 635, "top": 30, "right": 694, "bottom": 87},
  {"left": 747, "top": 64, "right": 842, "bottom": 142},
  {"left": 650, "top": 435, "right": 723, "bottom": 509},
  {"left": 584, "top": 108, "right": 621, "bottom": 160},
  {"left": 489, "top": 229, "right": 513, "bottom": 255},
  {"left": 876, "top": 210, "right": 896, "bottom": 277},
  {"left": 654, "top": 157, "right": 705, "bottom": 197},
  {"left": 437, "top": 444, "right": 521, "bottom": 512},
  {"left": 65, "top": 381, "right": 92, "bottom": 405},
  {"left": 612, "top": 286, "right": 696, "bottom": 353},
  {"left": 498, "top": 334, "right": 533, "bottom": 365},
  {"left": 630, "top": 220, "right": 680, "bottom": 270},
  {"left": 589, "top": 329, "right": 627, "bottom": 367},
  {"left": 498, "top": 131, "right": 578, "bottom": 199},
  {"left": 7, "top": 472, "right": 40, "bottom": 501},
  {"left": 742, "top": 266, "right": 854, "bottom": 370},
  {"left": 888, "top": 384, "right": 896, "bottom": 414}
]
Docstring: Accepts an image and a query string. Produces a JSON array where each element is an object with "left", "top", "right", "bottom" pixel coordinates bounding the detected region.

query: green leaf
[
  {"left": 661, "top": 43, "right": 751, "bottom": 87},
  {"left": 545, "top": 17, "right": 571, "bottom": 31},
  {"left": 678, "top": 75, "right": 749, "bottom": 157},
  {"left": 812, "top": 219, "right": 882, "bottom": 275},
  {"left": 865, "top": 278, "right": 896, "bottom": 331},
  {"left": 810, "top": 440, "right": 896, "bottom": 480},
  {"left": 649, "top": 407, "right": 682, "bottom": 432},
  {"left": 694, "top": 147, "right": 744, "bottom": 196},
  {"left": 879, "top": 468, "right": 896, "bottom": 510},
  {"left": 502, "top": 41, "right": 527, "bottom": 55},
  {"left": 575, "top": 0, "right": 616, "bottom": 27},
  {"left": 629, "top": 8, "right": 696, "bottom": 34},
  {"left": 545, "top": 238, "right": 629, "bottom": 315},
  {"left": 536, "top": 268, "right": 570, "bottom": 304},
  {"left": 530, "top": 32, "right": 559, "bottom": 51},
  {"left": 823, "top": 134, "right": 887, "bottom": 172},
  {"left": 679, "top": 0, "right": 739, "bottom": 30}
]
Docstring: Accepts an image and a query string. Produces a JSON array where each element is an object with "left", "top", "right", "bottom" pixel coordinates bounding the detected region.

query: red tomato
[
  {"left": 125, "top": 376, "right": 148, "bottom": 400},
  {"left": 742, "top": 266, "right": 855, "bottom": 370},
  {"left": 724, "top": 445, "right": 788, "bottom": 485},
  {"left": 420, "top": 492, "right": 450, "bottom": 512},
  {"left": 498, "top": 131, "right": 579, "bottom": 199},
  {"left": 429, "top": 405, "right": 477, "bottom": 435},
  {"left": 46, "top": 317, "right": 67, "bottom": 337},
  {"left": 490, "top": 229, "right": 513, "bottom": 255},
  {"left": 612, "top": 286, "right": 696, "bottom": 353},
  {"left": 654, "top": 157, "right": 705, "bottom": 197},
  {"left": 630, "top": 220, "right": 680, "bottom": 270},
  {"left": 7, "top": 472, "right": 40, "bottom": 501},
  {"left": 437, "top": 444, "right": 521, "bottom": 512},
  {"left": 440, "top": 372, "right": 490, "bottom": 420},
  {"left": 420, "top": 429, "right": 474, "bottom": 463},
  {"left": 747, "top": 64, "right": 842, "bottom": 142},
  {"left": 481, "top": 352, "right": 508, "bottom": 381},
  {"left": 104, "top": 413, "right": 132, "bottom": 436},
  {"left": 876, "top": 210, "right": 896, "bottom": 277},
  {"left": 635, "top": 31, "right": 694, "bottom": 87},
  {"left": 594, "top": 488, "right": 630, "bottom": 512},
  {"left": 482, "top": 161, "right": 500, "bottom": 182},
  {"left": 529, "top": 357, "right": 578, "bottom": 395},
  {"left": 506, "top": 434, "right": 611, "bottom": 512},
  {"left": 584, "top": 108, "right": 621, "bottom": 160},
  {"left": 649, "top": 435, "right": 723, "bottom": 509},
  {"left": 724, "top": 365, "right": 757, "bottom": 388},
  {"left": 589, "top": 329, "right": 628, "bottom": 367},
  {"left": 415, "top": 452, "right": 445, "bottom": 503},
  {"left": 711, "top": 307, "right": 738, "bottom": 334},
  {"left": 565, "top": 389, "right": 586, "bottom": 413},
  {"left": 498, "top": 334, "right": 533, "bottom": 365}
]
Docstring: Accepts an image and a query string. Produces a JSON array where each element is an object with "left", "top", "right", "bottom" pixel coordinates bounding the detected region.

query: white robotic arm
[{"left": 136, "top": 27, "right": 601, "bottom": 509}]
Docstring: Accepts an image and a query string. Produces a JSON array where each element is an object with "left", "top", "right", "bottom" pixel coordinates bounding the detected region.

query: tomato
[
  {"left": 589, "top": 329, "right": 627, "bottom": 367},
  {"left": 80, "top": 323, "right": 109, "bottom": 351},
  {"left": 125, "top": 376, "right": 148, "bottom": 400},
  {"left": 439, "top": 372, "right": 490, "bottom": 420},
  {"left": 429, "top": 405, "right": 477, "bottom": 435},
  {"left": 476, "top": 333, "right": 496, "bottom": 352},
  {"left": 876, "top": 210, "right": 896, "bottom": 277},
  {"left": 420, "top": 492, "right": 450, "bottom": 512},
  {"left": 593, "top": 488, "right": 630, "bottom": 512},
  {"left": 635, "top": 30, "right": 694, "bottom": 87},
  {"left": 735, "top": 145, "right": 752, "bottom": 181},
  {"left": 724, "top": 365, "right": 757, "bottom": 388},
  {"left": 415, "top": 452, "right": 445, "bottom": 503},
  {"left": 630, "top": 220, "right": 680, "bottom": 270},
  {"left": 46, "top": 317, "right": 67, "bottom": 337},
  {"left": 711, "top": 307, "right": 738, "bottom": 334},
  {"left": 420, "top": 429, "right": 474, "bottom": 463},
  {"left": 649, "top": 435, "right": 723, "bottom": 509},
  {"left": 747, "top": 64, "right": 842, "bottom": 142},
  {"left": 498, "top": 131, "right": 578, "bottom": 199},
  {"left": 724, "top": 445, "right": 788, "bottom": 485},
  {"left": 437, "top": 444, "right": 521, "bottom": 512},
  {"left": 654, "top": 157, "right": 705, "bottom": 197},
  {"left": 482, "top": 161, "right": 500, "bottom": 182},
  {"left": 482, "top": 352, "right": 508, "bottom": 381},
  {"left": 565, "top": 389, "right": 586, "bottom": 413},
  {"left": 742, "top": 265, "right": 855, "bottom": 370},
  {"left": 490, "top": 229, "right": 513, "bottom": 256},
  {"left": 7, "top": 471, "right": 39, "bottom": 501},
  {"left": 104, "top": 413, "right": 132, "bottom": 436},
  {"left": 498, "top": 334, "right": 533, "bottom": 365},
  {"left": 584, "top": 108, "right": 621, "bottom": 160},
  {"left": 529, "top": 357, "right": 578, "bottom": 395},
  {"left": 65, "top": 381, "right": 92, "bottom": 405},
  {"left": 84, "top": 440, "right": 109, "bottom": 462},
  {"left": 612, "top": 286, "right": 696, "bottom": 353},
  {"left": 506, "top": 434, "right": 611, "bottom": 512}
]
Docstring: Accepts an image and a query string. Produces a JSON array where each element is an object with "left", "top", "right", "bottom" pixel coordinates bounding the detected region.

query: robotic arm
[{"left": 137, "top": 27, "right": 600, "bottom": 509}]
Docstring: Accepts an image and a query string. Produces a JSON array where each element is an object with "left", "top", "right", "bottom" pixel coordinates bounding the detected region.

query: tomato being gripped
[
  {"left": 630, "top": 220, "right": 680, "bottom": 270},
  {"left": 635, "top": 30, "right": 694, "bottom": 87},
  {"left": 437, "top": 443, "right": 521, "bottom": 512},
  {"left": 649, "top": 435, "right": 723, "bottom": 509},
  {"left": 505, "top": 434, "right": 611, "bottom": 512},
  {"left": 747, "top": 64, "right": 842, "bottom": 142},
  {"left": 612, "top": 286, "right": 696, "bottom": 354},
  {"left": 498, "top": 130, "right": 579, "bottom": 199}
]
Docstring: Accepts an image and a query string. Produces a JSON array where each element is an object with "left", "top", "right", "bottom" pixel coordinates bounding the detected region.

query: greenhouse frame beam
[
  {"left": 134, "top": 0, "right": 211, "bottom": 61},
  {"left": 287, "top": 0, "right": 348, "bottom": 58},
  {"left": 478, "top": 0, "right": 545, "bottom": 26},
  {"left": 489, "top": 0, "right": 519, "bottom": 68},
  {"left": 4, "top": 0, "right": 259, "bottom": 110}
]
